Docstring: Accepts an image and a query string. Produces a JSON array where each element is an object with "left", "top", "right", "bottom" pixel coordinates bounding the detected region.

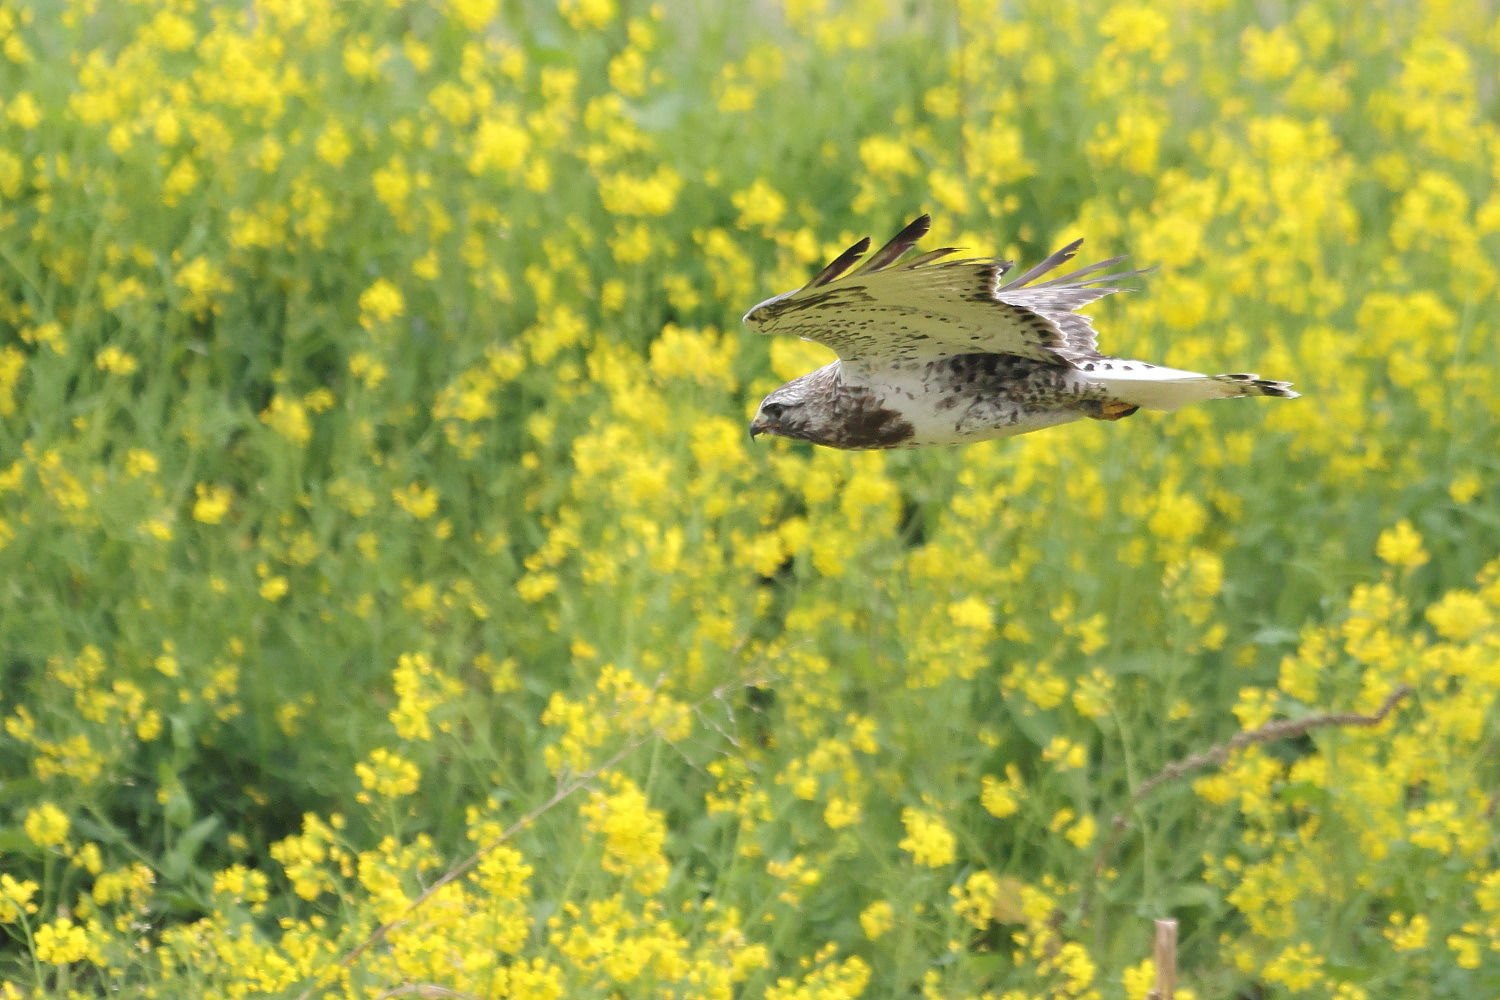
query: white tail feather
[{"left": 1088, "top": 364, "right": 1300, "bottom": 412}]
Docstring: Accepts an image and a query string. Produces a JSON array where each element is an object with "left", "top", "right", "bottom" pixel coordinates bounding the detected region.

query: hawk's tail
[{"left": 1088, "top": 365, "right": 1299, "bottom": 412}]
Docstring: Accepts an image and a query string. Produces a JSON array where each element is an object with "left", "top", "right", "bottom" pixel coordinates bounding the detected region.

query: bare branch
[
  {"left": 1085, "top": 685, "right": 1412, "bottom": 911},
  {"left": 294, "top": 668, "right": 768, "bottom": 1000},
  {"left": 376, "top": 986, "right": 483, "bottom": 1000}
]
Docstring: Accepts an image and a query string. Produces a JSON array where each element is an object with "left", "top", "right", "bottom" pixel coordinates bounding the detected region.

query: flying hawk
[{"left": 745, "top": 215, "right": 1297, "bottom": 449}]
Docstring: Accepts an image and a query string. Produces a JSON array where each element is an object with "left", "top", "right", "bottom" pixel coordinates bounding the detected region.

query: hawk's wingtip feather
[
  {"left": 803, "top": 235, "right": 873, "bottom": 290},
  {"left": 853, "top": 214, "right": 934, "bottom": 275}
]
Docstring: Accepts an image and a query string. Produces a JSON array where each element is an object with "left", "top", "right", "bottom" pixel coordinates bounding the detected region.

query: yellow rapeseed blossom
[
  {"left": 34, "top": 918, "right": 103, "bottom": 966},
  {"left": 1376, "top": 519, "right": 1429, "bottom": 569},
  {"left": 358, "top": 278, "right": 405, "bottom": 328},
  {"left": 981, "top": 768, "right": 1022, "bottom": 818},
  {"left": 951, "top": 870, "right": 1000, "bottom": 929},
  {"left": 355, "top": 747, "right": 421, "bottom": 802},
  {"left": 858, "top": 900, "right": 893, "bottom": 939},
  {"left": 581, "top": 774, "right": 670, "bottom": 895},
  {"left": 732, "top": 178, "right": 787, "bottom": 231},
  {"left": 94, "top": 345, "right": 138, "bottom": 375},
  {"left": 23, "top": 803, "right": 69, "bottom": 848},
  {"left": 392, "top": 482, "right": 439, "bottom": 520},
  {"left": 898, "top": 808, "right": 955, "bottom": 867},
  {"left": 1042, "top": 736, "right": 1087, "bottom": 771},
  {"left": 560, "top": 0, "right": 616, "bottom": 30},
  {"left": 0, "top": 1, "right": 1497, "bottom": 996},
  {"left": 1424, "top": 589, "right": 1491, "bottom": 642},
  {"left": 1383, "top": 913, "right": 1430, "bottom": 951},
  {"left": 259, "top": 395, "right": 312, "bottom": 445},
  {"left": 192, "top": 484, "right": 233, "bottom": 524},
  {"left": 389, "top": 651, "right": 462, "bottom": 741},
  {"left": 0, "top": 875, "right": 38, "bottom": 923}
]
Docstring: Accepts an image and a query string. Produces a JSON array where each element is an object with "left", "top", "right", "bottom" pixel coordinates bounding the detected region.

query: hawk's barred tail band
[{"left": 1210, "top": 374, "right": 1300, "bottom": 399}]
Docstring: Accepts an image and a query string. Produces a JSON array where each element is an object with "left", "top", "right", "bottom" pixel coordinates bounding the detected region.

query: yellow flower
[
  {"left": 1262, "top": 942, "right": 1324, "bottom": 991},
  {"left": 981, "top": 770, "right": 1022, "bottom": 818},
  {"left": 1042, "top": 735, "right": 1088, "bottom": 771},
  {"left": 1148, "top": 489, "right": 1207, "bottom": 545},
  {"left": 1425, "top": 589, "right": 1491, "bottom": 641},
  {"left": 468, "top": 111, "right": 531, "bottom": 175},
  {"left": 1447, "top": 932, "right": 1481, "bottom": 970},
  {"left": 598, "top": 165, "right": 682, "bottom": 216},
  {"left": 355, "top": 747, "right": 420, "bottom": 802},
  {"left": 1376, "top": 519, "right": 1429, "bottom": 569},
  {"left": 859, "top": 900, "right": 893, "bottom": 939},
  {"left": 173, "top": 256, "right": 233, "bottom": 316},
  {"left": 1064, "top": 813, "right": 1097, "bottom": 848},
  {"left": 732, "top": 178, "right": 786, "bottom": 231},
  {"left": 0, "top": 874, "right": 38, "bottom": 923},
  {"left": 34, "top": 918, "right": 102, "bottom": 966},
  {"left": 124, "top": 448, "right": 158, "bottom": 477},
  {"left": 0, "top": 346, "right": 24, "bottom": 416},
  {"left": 581, "top": 774, "right": 670, "bottom": 895},
  {"left": 212, "top": 865, "right": 270, "bottom": 909},
  {"left": 1383, "top": 913, "right": 1430, "bottom": 951},
  {"left": 260, "top": 394, "right": 312, "bottom": 445},
  {"left": 358, "top": 278, "right": 406, "bottom": 328},
  {"left": 1242, "top": 25, "right": 1300, "bottom": 82},
  {"left": 449, "top": 0, "right": 499, "bottom": 31},
  {"left": 1448, "top": 471, "right": 1481, "bottom": 505},
  {"left": 1122, "top": 959, "right": 1157, "bottom": 1000},
  {"left": 24, "top": 802, "right": 70, "bottom": 848},
  {"left": 192, "top": 483, "right": 233, "bottom": 524},
  {"left": 5, "top": 91, "right": 40, "bottom": 129},
  {"left": 858, "top": 134, "right": 918, "bottom": 178},
  {"left": 898, "top": 807, "right": 955, "bottom": 867},
  {"left": 947, "top": 595, "right": 993, "bottom": 631},
  {"left": 823, "top": 795, "right": 861, "bottom": 829},
  {"left": 390, "top": 651, "right": 462, "bottom": 741},
  {"left": 1100, "top": 4, "right": 1169, "bottom": 56},
  {"left": 94, "top": 345, "right": 138, "bottom": 375},
  {"left": 393, "top": 482, "right": 439, "bottom": 520},
  {"left": 559, "top": 0, "right": 616, "bottom": 30}
]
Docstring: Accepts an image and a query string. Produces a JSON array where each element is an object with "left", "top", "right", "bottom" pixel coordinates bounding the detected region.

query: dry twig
[
  {"left": 293, "top": 739, "right": 644, "bottom": 1000},
  {"left": 1085, "top": 685, "right": 1412, "bottom": 909},
  {"left": 293, "top": 669, "right": 766, "bottom": 1000},
  {"left": 376, "top": 987, "right": 482, "bottom": 1000}
]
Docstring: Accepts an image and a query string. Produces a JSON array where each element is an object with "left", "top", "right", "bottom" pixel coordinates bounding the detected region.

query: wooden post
[{"left": 1146, "top": 918, "right": 1177, "bottom": 1000}]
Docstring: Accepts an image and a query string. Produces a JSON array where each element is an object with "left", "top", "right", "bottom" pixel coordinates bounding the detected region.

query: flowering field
[{"left": 1, "top": 0, "right": 1498, "bottom": 996}]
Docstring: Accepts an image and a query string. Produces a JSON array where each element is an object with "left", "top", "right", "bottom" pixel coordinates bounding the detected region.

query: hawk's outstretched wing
[{"left": 743, "top": 214, "right": 1150, "bottom": 374}]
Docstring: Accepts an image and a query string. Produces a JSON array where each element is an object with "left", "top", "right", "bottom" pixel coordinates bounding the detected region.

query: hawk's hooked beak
[{"left": 749, "top": 417, "right": 767, "bottom": 440}]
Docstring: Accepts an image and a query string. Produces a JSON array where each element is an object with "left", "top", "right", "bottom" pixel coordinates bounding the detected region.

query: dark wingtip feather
[
  {"left": 854, "top": 214, "right": 932, "bottom": 275},
  {"left": 803, "top": 236, "right": 872, "bottom": 290},
  {"left": 999, "top": 239, "right": 1085, "bottom": 290}
]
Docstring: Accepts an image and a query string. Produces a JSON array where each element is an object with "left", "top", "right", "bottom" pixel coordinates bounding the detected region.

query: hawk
[{"left": 745, "top": 215, "right": 1297, "bottom": 449}]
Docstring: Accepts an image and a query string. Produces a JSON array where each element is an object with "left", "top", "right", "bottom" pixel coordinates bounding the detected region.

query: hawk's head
[
  {"left": 749, "top": 374, "right": 822, "bottom": 443},
  {"left": 750, "top": 365, "right": 916, "bottom": 450}
]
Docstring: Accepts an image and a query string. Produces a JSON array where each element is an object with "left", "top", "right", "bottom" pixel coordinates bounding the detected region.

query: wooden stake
[{"left": 1147, "top": 918, "right": 1177, "bottom": 1000}]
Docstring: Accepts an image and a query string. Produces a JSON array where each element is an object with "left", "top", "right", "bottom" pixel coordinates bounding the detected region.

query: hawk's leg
[{"left": 1088, "top": 401, "right": 1140, "bottom": 422}]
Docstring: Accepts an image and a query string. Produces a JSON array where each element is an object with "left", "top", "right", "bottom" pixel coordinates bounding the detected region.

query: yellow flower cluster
[{"left": 0, "top": 0, "right": 1496, "bottom": 997}]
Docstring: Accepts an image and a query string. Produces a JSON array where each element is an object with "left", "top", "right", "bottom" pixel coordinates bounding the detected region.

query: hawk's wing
[{"left": 743, "top": 214, "right": 1151, "bottom": 374}]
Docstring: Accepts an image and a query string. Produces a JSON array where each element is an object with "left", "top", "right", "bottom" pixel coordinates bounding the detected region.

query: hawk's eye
[{"left": 761, "top": 402, "right": 787, "bottom": 420}]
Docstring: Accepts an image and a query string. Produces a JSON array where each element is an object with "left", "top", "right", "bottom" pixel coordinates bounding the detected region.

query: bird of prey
[{"left": 745, "top": 215, "right": 1297, "bottom": 449}]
